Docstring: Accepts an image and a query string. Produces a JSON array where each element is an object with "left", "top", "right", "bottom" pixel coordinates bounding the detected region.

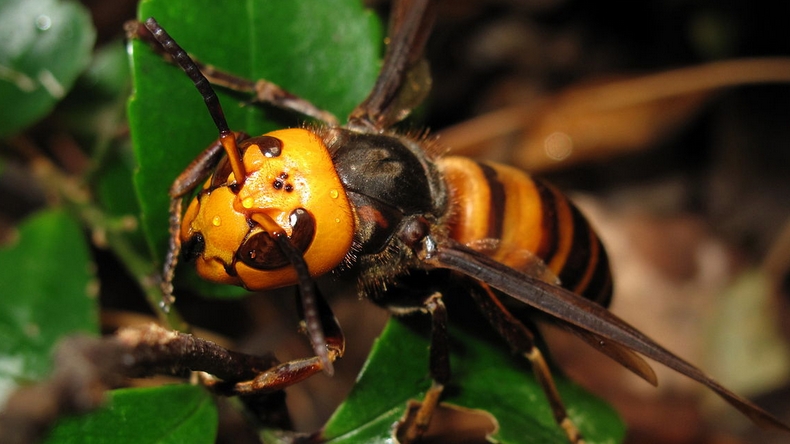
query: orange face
[{"left": 180, "top": 128, "right": 354, "bottom": 290}]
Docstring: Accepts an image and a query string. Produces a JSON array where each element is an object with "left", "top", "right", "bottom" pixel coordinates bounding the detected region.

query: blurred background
[{"left": 2, "top": 0, "right": 790, "bottom": 443}]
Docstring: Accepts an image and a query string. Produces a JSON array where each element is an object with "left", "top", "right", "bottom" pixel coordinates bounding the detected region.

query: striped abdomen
[{"left": 437, "top": 156, "right": 612, "bottom": 306}]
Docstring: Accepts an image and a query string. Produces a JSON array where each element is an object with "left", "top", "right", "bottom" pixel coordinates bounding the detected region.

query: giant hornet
[{"left": 128, "top": 0, "right": 790, "bottom": 442}]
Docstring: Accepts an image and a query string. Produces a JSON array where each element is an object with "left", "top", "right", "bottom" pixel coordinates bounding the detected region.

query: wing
[
  {"left": 348, "top": 0, "right": 437, "bottom": 131},
  {"left": 462, "top": 238, "right": 658, "bottom": 383},
  {"left": 466, "top": 238, "right": 561, "bottom": 286},
  {"left": 550, "top": 320, "right": 658, "bottom": 386},
  {"left": 424, "top": 236, "right": 790, "bottom": 431}
]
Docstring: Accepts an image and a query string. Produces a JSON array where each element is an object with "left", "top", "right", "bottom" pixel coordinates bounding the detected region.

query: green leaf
[
  {"left": 321, "top": 318, "right": 625, "bottom": 444},
  {"left": 44, "top": 384, "right": 218, "bottom": 444},
  {"left": 0, "top": 0, "right": 96, "bottom": 138},
  {"left": 127, "top": 0, "right": 383, "bottom": 297},
  {"left": 0, "top": 210, "right": 98, "bottom": 403}
]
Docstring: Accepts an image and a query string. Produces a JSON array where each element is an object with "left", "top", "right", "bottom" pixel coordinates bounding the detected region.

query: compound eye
[
  {"left": 237, "top": 208, "right": 316, "bottom": 270},
  {"left": 210, "top": 156, "right": 233, "bottom": 188},
  {"left": 239, "top": 135, "right": 283, "bottom": 158},
  {"left": 182, "top": 233, "right": 205, "bottom": 262}
]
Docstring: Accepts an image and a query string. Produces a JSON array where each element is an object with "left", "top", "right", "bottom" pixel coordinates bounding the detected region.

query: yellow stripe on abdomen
[{"left": 437, "top": 156, "right": 612, "bottom": 305}]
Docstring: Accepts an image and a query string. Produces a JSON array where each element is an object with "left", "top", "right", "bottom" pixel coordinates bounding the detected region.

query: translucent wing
[
  {"left": 466, "top": 237, "right": 658, "bottom": 385},
  {"left": 550, "top": 320, "right": 658, "bottom": 386},
  {"left": 348, "top": 0, "right": 437, "bottom": 131},
  {"left": 424, "top": 236, "right": 790, "bottom": 431},
  {"left": 466, "top": 238, "right": 561, "bottom": 286}
]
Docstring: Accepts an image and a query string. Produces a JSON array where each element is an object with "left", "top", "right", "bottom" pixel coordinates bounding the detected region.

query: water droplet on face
[
  {"left": 212, "top": 216, "right": 222, "bottom": 227},
  {"left": 242, "top": 197, "right": 254, "bottom": 209},
  {"left": 329, "top": 189, "right": 339, "bottom": 199}
]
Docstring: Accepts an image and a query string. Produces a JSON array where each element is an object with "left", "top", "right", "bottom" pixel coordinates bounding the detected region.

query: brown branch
[{"left": 0, "top": 324, "right": 282, "bottom": 444}]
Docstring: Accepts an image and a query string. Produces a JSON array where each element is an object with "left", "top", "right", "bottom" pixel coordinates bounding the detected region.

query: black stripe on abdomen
[
  {"left": 478, "top": 162, "right": 506, "bottom": 241},
  {"left": 584, "top": 238, "right": 613, "bottom": 307},
  {"left": 557, "top": 204, "right": 593, "bottom": 295},
  {"left": 533, "top": 180, "right": 560, "bottom": 265}
]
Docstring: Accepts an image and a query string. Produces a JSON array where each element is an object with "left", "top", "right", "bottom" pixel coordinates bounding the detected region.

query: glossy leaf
[
  {"left": 0, "top": 0, "right": 96, "bottom": 137},
  {"left": 43, "top": 384, "right": 218, "bottom": 444},
  {"left": 321, "top": 318, "right": 625, "bottom": 444},
  {"left": 127, "top": 0, "right": 383, "bottom": 296},
  {"left": 0, "top": 210, "right": 98, "bottom": 404}
]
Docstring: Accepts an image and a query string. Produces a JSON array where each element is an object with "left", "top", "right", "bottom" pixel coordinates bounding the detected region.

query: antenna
[{"left": 142, "top": 18, "right": 246, "bottom": 186}]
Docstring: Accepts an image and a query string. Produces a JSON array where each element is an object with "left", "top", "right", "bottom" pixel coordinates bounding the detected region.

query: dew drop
[{"left": 35, "top": 15, "right": 52, "bottom": 31}]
